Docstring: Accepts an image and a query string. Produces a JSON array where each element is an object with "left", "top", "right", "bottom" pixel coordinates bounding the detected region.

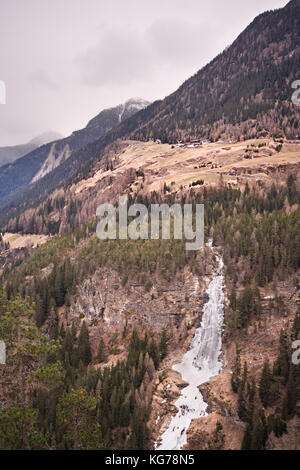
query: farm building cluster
[{"left": 175, "top": 139, "right": 211, "bottom": 148}]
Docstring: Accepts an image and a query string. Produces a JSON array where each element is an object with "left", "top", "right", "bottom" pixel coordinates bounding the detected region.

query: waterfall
[{"left": 156, "top": 243, "right": 225, "bottom": 450}]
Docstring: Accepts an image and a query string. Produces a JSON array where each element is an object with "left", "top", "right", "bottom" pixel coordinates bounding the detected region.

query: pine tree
[
  {"left": 251, "top": 413, "right": 266, "bottom": 450},
  {"left": 291, "top": 307, "right": 300, "bottom": 341},
  {"left": 54, "top": 266, "right": 66, "bottom": 307},
  {"left": 78, "top": 322, "right": 92, "bottom": 366},
  {"left": 129, "top": 410, "right": 149, "bottom": 450},
  {"left": 0, "top": 284, "right": 7, "bottom": 316},
  {"left": 229, "top": 288, "right": 237, "bottom": 311},
  {"left": 56, "top": 388, "right": 102, "bottom": 449},
  {"left": 238, "top": 385, "right": 247, "bottom": 421},
  {"left": 71, "top": 321, "right": 77, "bottom": 342},
  {"left": 159, "top": 330, "right": 168, "bottom": 360},
  {"left": 59, "top": 323, "right": 66, "bottom": 338},
  {"left": 247, "top": 378, "right": 256, "bottom": 425},
  {"left": 242, "top": 362, "right": 248, "bottom": 389},
  {"left": 241, "top": 423, "right": 252, "bottom": 450},
  {"left": 231, "top": 346, "right": 241, "bottom": 393},
  {"left": 149, "top": 339, "right": 160, "bottom": 369},
  {"left": 97, "top": 338, "right": 106, "bottom": 363},
  {"left": 268, "top": 413, "right": 287, "bottom": 438},
  {"left": 259, "top": 359, "right": 273, "bottom": 408},
  {"left": 63, "top": 329, "right": 75, "bottom": 366},
  {"left": 282, "top": 369, "right": 297, "bottom": 420},
  {"left": 274, "top": 330, "right": 290, "bottom": 384},
  {"left": 0, "top": 295, "right": 60, "bottom": 449}
]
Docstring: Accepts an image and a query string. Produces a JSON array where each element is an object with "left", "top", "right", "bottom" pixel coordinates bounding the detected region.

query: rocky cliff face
[
  {"left": 67, "top": 257, "right": 215, "bottom": 335},
  {"left": 0, "top": 131, "right": 63, "bottom": 168},
  {"left": 31, "top": 143, "right": 71, "bottom": 183},
  {"left": 55, "top": 249, "right": 217, "bottom": 373}
]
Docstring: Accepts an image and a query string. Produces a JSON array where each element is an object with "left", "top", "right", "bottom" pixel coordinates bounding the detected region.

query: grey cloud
[
  {"left": 76, "top": 18, "right": 217, "bottom": 89},
  {"left": 31, "top": 70, "right": 61, "bottom": 91},
  {"left": 0, "top": 0, "right": 287, "bottom": 145},
  {"left": 77, "top": 29, "right": 153, "bottom": 87},
  {"left": 146, "top": 18, "right": 215, "bottom": 66}
]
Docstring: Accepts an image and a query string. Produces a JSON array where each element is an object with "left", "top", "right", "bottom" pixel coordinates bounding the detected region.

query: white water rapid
[{"left": 157, "top": 243, "right": 225, "bottom": 450}]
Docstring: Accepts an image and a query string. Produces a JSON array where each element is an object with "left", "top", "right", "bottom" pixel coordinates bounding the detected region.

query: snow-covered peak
[
  {"left": 86, "top": 98, "right": 150, "bottom": 130},
  {"left": 124, "top": 97, "right": 150, "bottom": 111}
]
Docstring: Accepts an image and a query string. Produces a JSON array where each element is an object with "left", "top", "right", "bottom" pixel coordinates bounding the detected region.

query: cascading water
[{"left": 156, "top": 242, "right": 225, "bottom": 450}]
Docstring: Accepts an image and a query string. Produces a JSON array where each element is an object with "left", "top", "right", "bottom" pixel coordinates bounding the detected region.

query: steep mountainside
[
  {"left": 132, "top": 0, "right": 300, "bottom": 143},
  {"left": 5, "top": 138, "right": 300, "bottom": 236},
  {"left": 0, "top": 0, "right": 299, "bottom": 453},
  {"left": 1, "top": 171, "right": 299, "bottom": 450},
  {"left": 0, "top": 1, "right": 298, "bottom": 228},
  {"left": 0, "top": 98, "right": 149, "bottom": 209},
  {"left": 0, "top": 131, "right": 62, "bottom": 168}
]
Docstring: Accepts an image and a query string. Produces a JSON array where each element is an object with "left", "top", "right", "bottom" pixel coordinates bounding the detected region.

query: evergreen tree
[
  {"left": 149, "top": 339, "right": 160, "bottom": 369},
  {"left": 247, "top": 378, "right": 256, "bottom": 425},
  {"left": 273, "top": 330, "right": 290, "bottom": 384},
  {"left": 78, "top": 322, "right": 92, "bottom": 366},
  {"left": 259, "top": 359, "right": 273, "bottom": 408},
  {"left": 241, "top": 424, "right": 252, "bottom": 450},
  {"left": 291, "top": 307, "right": 300, "bottom": 341},
  {"left": 71, "top": 321, "right": 77, "bottom": 342},
  {"left": 159, "top": 330, "right": 168, "bottom": 360},
  {"left": 251, "top": 413, "right": 266, "bottom": 450},
  {"left": 56, "top": 388, "right": 102, "bottom": 449},
  {"left": 282, "top": 369, "right": 297, "bottom": 420},
  {"left": 97, "top": 338, "right": 106, "bottom": 363},
  {"left": 238, "top": 385, "right": 247, "bottom": 421},
  {"left": 229, "top": 288, "right": 237, "bottom": 311},
  {"left": 231, "top": 346, "right": 241, "bottom": 393},
  {"left": 54, "top": 266, "right": 66, "bottom": 307}
]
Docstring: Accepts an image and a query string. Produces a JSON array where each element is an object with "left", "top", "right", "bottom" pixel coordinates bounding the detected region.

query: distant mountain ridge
[
  {"left": 0, "top": 0, "right": 299, "bottom": 227},
  {"left": 0, "top": 131, "right": 63, "bottom": 168},
  {"left": 0, "top": 98, "right": 150, "bottom": 208},
  {"left": 28, "top": 131, "right": 63, "bottom": 148},
  {"left": 70, "top": 98, "right": 150, "bottom": 148}
]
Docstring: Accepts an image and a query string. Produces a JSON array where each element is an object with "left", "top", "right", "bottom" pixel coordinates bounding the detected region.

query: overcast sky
[{"left": 0, "top": 0, "right": 287, "bottom": 146}]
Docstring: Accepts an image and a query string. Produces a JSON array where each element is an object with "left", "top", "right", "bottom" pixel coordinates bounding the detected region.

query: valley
[
  {"left": 0, "top": 0, "right": 299, "bottom": 453},
  {"left": 1, "top": 165, "right": 299, "bottom": 450}
]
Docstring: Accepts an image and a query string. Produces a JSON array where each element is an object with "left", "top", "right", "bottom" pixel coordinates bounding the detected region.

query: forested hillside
[
  {"left": 132, "top": 0, "right": 300, "bottom": 143},
  {"left": 0, "top": 1, "right": 299, "bottom": 229},
  {"left": 0, "top": 0, "right": 299, "bottom": 452},
  {"left": 0, "top": 175, "right": 299, "bottom": 449}
]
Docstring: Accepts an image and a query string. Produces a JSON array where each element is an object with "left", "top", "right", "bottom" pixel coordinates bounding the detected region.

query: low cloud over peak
[{"left": 0, "top": 0, "right": 286, "bottom": 145}]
